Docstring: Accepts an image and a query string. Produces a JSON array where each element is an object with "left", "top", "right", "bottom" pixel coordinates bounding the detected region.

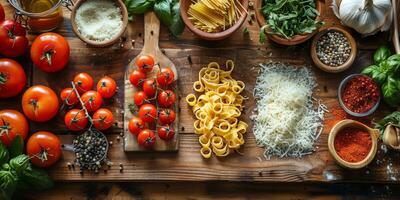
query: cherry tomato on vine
[
  {"left": 81, "top": 90, "right": 103, "bottom": 112},
  {"left": 22, "top": 85, "right": 59, "bottom": 122},
  {"left": 27, "top": 131, "right": 61, "bottom": 168},
  {"left": 134, "top": 91, "right": 148, "bottom": 106},
  {"left": 129, "top": 69, "right": 146, "bottom": 87},
  {"left": 158, "top": 108, "right": 176, "bottom": 124},
  {"left": 31, "top": 32, "right": 70, "bottom": 72},
  {"left": 64, "top": 109, "right": 88, "bottom": 131},
  {"left": 92, "top": 108, "right": 114, "bottom": 130},
  {"left": 158, "top": 90, "right": 176, "bottom": 107},
  {"left": 128, "top": 117, "right": 144, "bottom": 136},
  {"left": 138, "top": 104, "right": 157, "bottom": 123},
  {"left": 60, "top": 88, "right": 78, "bottom": 106},
  {"left": 136, "top": 55, "right": 154, "bottom": 73},
  {"left": 156, "top": 67, "right": 174, "bottom": 86},
  {"left": 0, "top": 20, "right": 28, "bottom": 58},
  {"left": 0, "top": 58, "right": 26, "bottom": 98},
  {"left": 157, "top": 125, "right": 175, "bottom": 141},
  {"left": 0, "top": 110, "right": 29, "bottom": 146},
  {"left": 143, "top": 79, "right": 157, "bottom": 97},
  {"left": 73, "top": 72, "right": 93, "bottom": 94},
  {"left": 97, "top": 76, "right": 117, "bottom": 98},
  {"left": 137, "top": 129, "right": 155, "bottom": 149}
]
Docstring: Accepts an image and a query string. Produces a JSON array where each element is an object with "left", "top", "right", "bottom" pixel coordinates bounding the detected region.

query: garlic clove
[{"left": 382, "top": 124, "right": 400, "bottom": 150}]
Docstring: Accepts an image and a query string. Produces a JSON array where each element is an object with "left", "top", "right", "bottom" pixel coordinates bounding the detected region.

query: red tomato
[
  {"left": 97, "top": 76, "right": 117, "bottom": 98},
  {"left": 64, "top": 109, "right": 88, "bottom": 131},
  {"left": 30, "top": 32, "right": 70, "bottom": 72},
  {"left": 0, "top": 4, "right": 4, "bottom": 22},
  {"left": 136, "top": 55, "right": 154, "bottom": 73},
  {"left": 73, "top": 72, "right": 94, "bottom": 94},
  {"left": 22, "top": 85, "right": 59, "bottom": 122},
  {"left": 128, "top": 117, "right": 144, "bottom": 136},
  {"left": 0, "top": 110, "right": 29, "bottom": 146},
  {"left": 156, "top": 67, "right": 175, "bottom": 86},
  {"left": 157, "top": 125, "right": 175, "bottom": 141},
  {"left": 129, "top": 69, "right": 146, "bottom": 87},
  {"left": 81, "top": 91, "right": 103, "bottom": 112},
  {"left": 143, "top": 79, "right": 157, "bottom": 97},
  {"left": 134, "top": 91, "right": 148, "bottom": 106},
  {"left": 138, "top": 104, "right": 157, "bottom": 123},
  {"left": 159, "top": 108, "right": 176, "bottom": 124},
  {"left": 27, "top": 131, "right": 61, "bottom": 168},
  {"left": 92, "top": 108, "right": 114, "bottom": 130},
  {"left": 0, "top": 20, "right": 28, "bottom": 58},
  {"left": 0, "top": 58, "right": 26, "bottom": 98},
  {"left": 60, "top": 88, "right": 78, "bottom": 106},
  {"left": 158, "top": 90, "right": 176, "bottom": 107},
  {"left": 137, "top": 129, "right": 155, "bottom": 149}
]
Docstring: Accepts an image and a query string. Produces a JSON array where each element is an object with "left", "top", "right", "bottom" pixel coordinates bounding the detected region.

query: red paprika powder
[
  {"left": 334, "top": 127, "right": 372, "bottom": 163},
  {"left": 341, "top": 75, "right": 379, "bottom": 113}
]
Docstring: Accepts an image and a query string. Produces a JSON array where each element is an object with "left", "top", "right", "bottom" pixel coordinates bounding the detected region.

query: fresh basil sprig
[
  {"left": 124, "top": 0, "right": 184, "bottom": 36},
  {"left": 0, "top": 136, "right": 53, "bottom": 200}
]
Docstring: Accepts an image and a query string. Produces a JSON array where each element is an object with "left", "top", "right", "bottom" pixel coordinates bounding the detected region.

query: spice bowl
[
  {"left": 338, "top": 74, "right": 380, "bottom": 117},
  {"left": 179, "top": 0, "right": 249, "bottom": 41},
  {"left": 328, "top": 119, "right": 380, "bottom": 169},
  {"left": 70, "top": 0, "right": 128, "bottom": 47},
  {"left": 311, "top": 27, "right": 357, "bottom": 73}
]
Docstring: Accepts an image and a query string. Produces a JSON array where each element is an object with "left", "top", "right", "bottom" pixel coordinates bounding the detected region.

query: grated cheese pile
[
  {"left": 252, "top": 62, "right": 326, "bottom": 159},
  {"left": 75, "top": 0, "right": 122, "bottom": 42}
]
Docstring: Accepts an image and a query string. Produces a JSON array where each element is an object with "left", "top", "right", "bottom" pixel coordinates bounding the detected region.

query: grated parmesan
[
  {"left": 75, "top": 0, "right": 122, "bottom": 42},
  {"left": 252, "top": 62, "right": 326, "bottom": 159}
]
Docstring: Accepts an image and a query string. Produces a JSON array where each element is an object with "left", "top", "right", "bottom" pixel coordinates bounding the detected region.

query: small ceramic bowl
[
  {"left": 254, "top": 0, "right": 323, "bottom": 45},
  {"left": 311, "top": 27, "right": 357, "bottom": 73},
  {"left": 338, "top": 74, "right": 381, "bottom": 117},
  {"left": 179, "top": 0, "right": 249, "bottom": 41},
  {"left": 70, "top": 0, "right": 128, "bottom": 47},
  {"left": 328, "top": 119, "right": 380, "bottom": 169}
]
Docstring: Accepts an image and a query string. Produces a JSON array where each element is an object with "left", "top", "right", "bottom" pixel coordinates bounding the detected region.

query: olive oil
[{"left": 19, "top": 0, "right": 63, "bottom": 32}]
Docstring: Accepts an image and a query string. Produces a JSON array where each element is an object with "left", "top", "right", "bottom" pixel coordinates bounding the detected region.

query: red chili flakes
[{"left": 341, "top": 76, "right": 379, "bottom": 113}]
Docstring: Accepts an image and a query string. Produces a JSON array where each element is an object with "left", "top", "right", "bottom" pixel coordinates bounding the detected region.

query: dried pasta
[
  {"left": 186, "top": 60, "right": 247, "bottom": 158},
  {"left": 187, "top": 0, "right": 245, "bottom": 33}
]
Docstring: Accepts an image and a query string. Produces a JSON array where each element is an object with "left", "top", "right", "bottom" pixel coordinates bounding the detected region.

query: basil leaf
[
  {"left": 154, "top": 0, "right": 173, "bottom": 27},
  {"left": 370, "top": 64, "right": 388, "bottom": 85},
  {"left": 373, "top": 45, "right": 391, "bottom": 64},
  {"left": 387, "top": 54, "right": 400, "bottom": 73},
  {"left": 0, "top": 171, "right": 17, "bottom": 200},
  {"left": 9, "top": 154, "right": 30, "bottom": 175},
  {"left": 382, "top": 76, "right": 400, "bottom": 107},
  {"left": 376, "top": 111, "right": 400, "bottom": 131},
  {"left": 0, "top": 142, "right": 9, "bottom": 166},
  {"left": 361, "top": 65, "right": 378, "bottom": 77},
  {"left": 21, "top": 166, "right": 54, "bottom": 190},
  {"left": 169, "top": 1, "right": 185, "bottom": 36},
  {"left": 125, "top": 0, "right": 154, "bottom": 14},
  {"left": 8, "top": 135, "right": 23, "bottom": 158}
]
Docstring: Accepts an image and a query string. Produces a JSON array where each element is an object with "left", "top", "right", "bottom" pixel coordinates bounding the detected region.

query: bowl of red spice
[
  {"left": 328, "top": 119, "right": 380, "bottom": 169},
  {"left": 338, "top": 74, "right": 380, "bottom": 117}
]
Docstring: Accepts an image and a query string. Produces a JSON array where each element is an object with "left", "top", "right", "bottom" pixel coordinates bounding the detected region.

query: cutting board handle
[{"left": 143, "top": 12, "right": 160, "bottom": 55}]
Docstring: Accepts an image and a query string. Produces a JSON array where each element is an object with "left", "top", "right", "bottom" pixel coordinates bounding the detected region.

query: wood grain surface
[{"left": 0, "top": 0, "right": 398, "bottom": 183}]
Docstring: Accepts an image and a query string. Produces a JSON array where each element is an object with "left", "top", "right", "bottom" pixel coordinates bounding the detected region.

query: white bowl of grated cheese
[{"left": 71, "top": 0, "right": 128, "bottom": 47}]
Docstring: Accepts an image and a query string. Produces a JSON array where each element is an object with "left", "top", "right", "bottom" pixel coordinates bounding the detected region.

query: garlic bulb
[{"left": 332, "top": 0, "right": 392, "bottom": 35}]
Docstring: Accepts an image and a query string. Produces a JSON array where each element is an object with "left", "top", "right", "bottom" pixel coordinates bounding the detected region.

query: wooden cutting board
[{"left": 123, "top": 12, "right": 179, "bottom": 151}]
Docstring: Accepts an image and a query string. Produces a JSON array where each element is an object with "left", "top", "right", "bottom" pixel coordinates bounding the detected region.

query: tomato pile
[
  {"left": 62, "top": 73, "right": 116, "bottom": 131},
  {"left": 128, "top": 55, "right": 177, "bottom": 149}
]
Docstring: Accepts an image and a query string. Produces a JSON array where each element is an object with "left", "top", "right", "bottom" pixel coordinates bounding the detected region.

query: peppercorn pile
[
  {"left": 316, "top": 31, "right": 351, "bottom": 67},
  {"left": 334, "top": 127, "right": 372, "bottom": 163}
]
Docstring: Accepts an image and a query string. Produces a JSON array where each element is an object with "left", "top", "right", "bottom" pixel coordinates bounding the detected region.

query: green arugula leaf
[
  {"left": 9, "top": 155, "right": 30, "bottom": 175},
  {"left": 154, "top": 0, "right": 173, "bottom": 27},
  {"left": 0, "top": 142, "right": 9, "bottom": 166},
  {"left": 259, "top": 25, "right": 268, "bottom": 44},
  {"left": 8, "top": 135, "right": 23, "bottom": 158},
  {"left": 124, "top": 0, "right": 154, "bottom": 14},
  {"left": 168, "top": 1, "right": 185, "bottom": 36},
  {"left": 21, "top": 166, "right": 54, "bottom": 190}
]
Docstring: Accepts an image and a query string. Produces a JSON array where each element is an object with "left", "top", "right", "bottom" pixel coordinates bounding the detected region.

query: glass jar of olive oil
[{"left": 8, "top": 0, "right": 73, "bottom": 33}]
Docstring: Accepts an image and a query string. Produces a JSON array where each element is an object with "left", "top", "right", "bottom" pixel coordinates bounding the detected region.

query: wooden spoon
[{"left": 123, "top": 12, "right": 179, "bottom": 152}]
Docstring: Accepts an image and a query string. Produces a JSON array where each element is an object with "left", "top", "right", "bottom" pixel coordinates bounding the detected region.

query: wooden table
[{"left": 1, "top": 0, "right": 399, "bottom": 184}]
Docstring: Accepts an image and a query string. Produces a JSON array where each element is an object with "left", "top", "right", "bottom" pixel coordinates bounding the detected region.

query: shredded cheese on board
[{"left": 252, "top": 63, "right": 326, "bottom": 159}]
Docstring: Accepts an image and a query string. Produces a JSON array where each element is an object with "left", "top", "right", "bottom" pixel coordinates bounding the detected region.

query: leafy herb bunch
[
  {"left": 259, "top": 0, "right": 323, "bottom": 43},
  {"left": 124, "top": 0, "right": 185, "bottom": 36},
  {"left": 0, "top": 136, "right": 53, "bottom": 200}
]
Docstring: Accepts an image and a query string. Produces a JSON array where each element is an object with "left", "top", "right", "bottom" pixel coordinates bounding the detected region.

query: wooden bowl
[
  {"left": 70, "top": 0, "right": 128, "bottom": 47},
  {"left": 254, "top": 0, "right": 323, "bottom": 45},
  {"left": 179, "top": 0, "right": 249, "bottom": 41},
  {"left": 311, "top": 27, "right": 357, "bottom": 73},
  {"left": 328, "top": 119, "right": 380, "bottom": 169}
]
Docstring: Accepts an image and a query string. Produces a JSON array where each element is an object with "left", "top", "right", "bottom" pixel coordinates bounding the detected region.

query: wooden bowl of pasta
[{"left": 179, "top": 0, "right": 249, "bottom": 41}]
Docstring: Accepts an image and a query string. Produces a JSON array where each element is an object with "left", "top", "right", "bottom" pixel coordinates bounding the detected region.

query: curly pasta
[{"left": 186, "top": 60, "right": 247, "bottom": 158}]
